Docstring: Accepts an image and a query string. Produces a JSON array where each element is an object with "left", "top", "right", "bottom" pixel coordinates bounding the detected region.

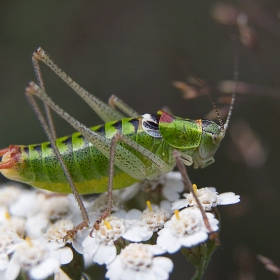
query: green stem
[
  {"left": 18, "top": 270, "right": 30, "bottom": 280},
  {"left": 191, "top": 265, "right": 205, "bottom": 280}
]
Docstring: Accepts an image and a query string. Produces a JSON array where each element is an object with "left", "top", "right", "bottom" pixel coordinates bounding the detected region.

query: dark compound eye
[{"left": 212, "top": 134, "right": 218, "bottom": 143}]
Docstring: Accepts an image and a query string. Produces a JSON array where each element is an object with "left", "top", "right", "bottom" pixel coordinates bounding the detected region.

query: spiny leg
[
  {"left": 90, "top": 131, "right": 121, "bottom": 235},
  {"left": 32, "top": 48, "right": 125, "bottom": 122},
  {"left": 25, "top": 87, "right": 90, "bottom": 239},
  {"left": 109, "top": 95, "right": 139, "bottom": 118},
  {"left": 32, "top": 49, "right": 57, "bottom": 139}
]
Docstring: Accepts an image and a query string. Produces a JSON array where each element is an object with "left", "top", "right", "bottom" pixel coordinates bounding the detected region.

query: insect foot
[
  {"left": 64, "top": 220, "right": 89, "bottom": 241},
  {"left": 90, "top": 211, "right": 111, "bottom": 237}
]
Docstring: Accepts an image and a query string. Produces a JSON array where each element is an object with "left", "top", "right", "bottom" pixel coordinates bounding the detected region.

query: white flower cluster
[
  {"left": 0, "top": 173, "right": 240, "bottom": 280},
  {"left": 171, "top": 185, "right": 240, "bottom": 211}
]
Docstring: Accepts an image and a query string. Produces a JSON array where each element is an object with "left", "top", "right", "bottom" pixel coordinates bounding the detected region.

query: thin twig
[
  {"left": 218, "top": 80, "right": 280, "bottom": 99},
  {"left": 257, "top": 254, "right": 280, "bottom": 277}
]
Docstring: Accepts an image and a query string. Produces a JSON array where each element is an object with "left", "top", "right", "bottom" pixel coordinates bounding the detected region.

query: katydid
[{"left": 0, "top": 48, "right": 235, "bottom": 234}]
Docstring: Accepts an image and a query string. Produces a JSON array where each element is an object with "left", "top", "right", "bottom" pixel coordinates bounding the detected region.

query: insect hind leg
[
  {"left": 109, "top": 95, "right": 139, "bottom": 117},
  {"left": 25, "top": 82, "right": 90, "bottom": 239},
  {"left": 32, "top": 48, "right": 125, "bottom": 122}
]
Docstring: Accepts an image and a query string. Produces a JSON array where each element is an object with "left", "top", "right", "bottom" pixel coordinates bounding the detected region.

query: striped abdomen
[{"left": 0, "top": 117, "right": 174, "bottom": 194}]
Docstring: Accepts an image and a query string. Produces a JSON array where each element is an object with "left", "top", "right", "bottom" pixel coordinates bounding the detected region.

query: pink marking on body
[{"left": 158, "top": 110, "right": 174, "bottom": 123}]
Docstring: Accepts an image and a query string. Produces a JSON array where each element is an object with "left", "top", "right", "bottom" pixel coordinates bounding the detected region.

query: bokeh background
[{"left": 1, "top": 1, "right": 280, "bottom": 279}]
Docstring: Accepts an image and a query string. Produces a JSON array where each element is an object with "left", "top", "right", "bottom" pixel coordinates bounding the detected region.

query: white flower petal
[
  {"left": 82, "top": 236, "right": 100, "bottom": 255},
  {"left": 112, "top": 209, "right": 127, "bottom": 219},
  {"left": 122, "top": 225, "right": 152, "bottom": 242},
  {"left": 4, "top": 256, "right": 21, "bottom": 280},
  {"left": 0, "top": 186, "right": 21, "bottom": 208},
  {"left": 50, "top": 247, "right": 73, "bottom": 265},
  {"left": 126, "top": 209, "right": 142, "bottom": 220},
  {"left": 0, "top": 253, "right": 9, "bottom": 270},
  {"left": 45, "top": 241, "right": 64, "bottom": 251},
  {"left": 123, "top": 268, "right": 156, "bottom": 280},
  {"left": 153, "top": 257, "right": 174, "bottom": 279},
  {"left": 180, "top": 231, "right": 208, "bottom": 247},
  {"left": 25, "top": 214, "right": 49, "bottom": 239},
  {"left": 159, "top": 200, "right": 172, "bottom": 213},
  {"left": 72, "top": 229, "right": 89, "bottom": 254},
  {"left": 167, "top": 238, "right": 182, "bottom": 254},
  {"left": 171, "top": 199, "right": 188, "bottom": 210},
  {"left": 205, "top": 212, "right": 215, "bottom": 219},
  {"left": 152, "top": 267, "right": 169, "bottom": 280},
  {"left": 147, "top": 244, "right": 166, "bottom": 255},
  {"left": 106, "top": 257, "right": 123, "bottom": 280},
  {"left": 157, "top": 230, "right": 181, "bottom": 254},
  {"left": 93, "top": 243, "right": 116, "bottom": 265},
  {"left": 218, "top": 192, "right": 240, "bottom": 205},
  {"left": 0, "top": 271, "right": 5, "bottom": 280},
  {"left": 10, "top": 191, "right": 43, "bottom": 218},
  {"left": 121, "top": 269, "right": 138, "bottom": 280},
  {"left": 172, "top": 186, "right": 240, "bottom": 211},
  {"left": 153, "top": 256, "right": 173, "bottom": 272},
  {"left": 29, "top": 258, "right": 60, "bottom": 279},
  {"left": 162, "top": 172, "right": 184, "bottom": 202},
  {"left": 122, "top": 230, "right": 142, "bottom": 242},
  {"left": 105, "top": 255, "right": 123, "bottom": 279},
  {"left": 117, "top": 182, "right": 141, "bottom": 202},
  {"left": 106, "top": 244, "right": 173, "bottom": 280}
]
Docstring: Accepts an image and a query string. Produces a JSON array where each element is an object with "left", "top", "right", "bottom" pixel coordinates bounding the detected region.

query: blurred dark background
[{"left": 1, "top": 1, "right": 280, "bottom": 279}]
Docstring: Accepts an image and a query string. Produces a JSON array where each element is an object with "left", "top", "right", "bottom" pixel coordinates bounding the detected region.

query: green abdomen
[{"left": 15, "top": 117, "right": 174, "bottom": 194}]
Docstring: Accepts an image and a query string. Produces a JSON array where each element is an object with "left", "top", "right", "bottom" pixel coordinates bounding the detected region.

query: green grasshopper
[{"left": 0, "top": 48, "right": 235, "bottom": 233}]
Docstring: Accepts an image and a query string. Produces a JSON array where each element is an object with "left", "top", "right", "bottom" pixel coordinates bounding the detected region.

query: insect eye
[{"left": 212, "top": 134, "right": 218, "bottom": 143}]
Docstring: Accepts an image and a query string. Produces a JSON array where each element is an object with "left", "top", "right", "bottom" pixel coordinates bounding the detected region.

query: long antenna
[
  {"left": 206, "top": 90, "right": 224, "bottom": 128},
  {"left": 224, "top": 28, "right": 239, "bottom": 131},
  {"left": 191, "top": 75, "right": 225, "bottom": 128},
  {"left": 177, "top": 27, "right": 238, "bottom": 130}
]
